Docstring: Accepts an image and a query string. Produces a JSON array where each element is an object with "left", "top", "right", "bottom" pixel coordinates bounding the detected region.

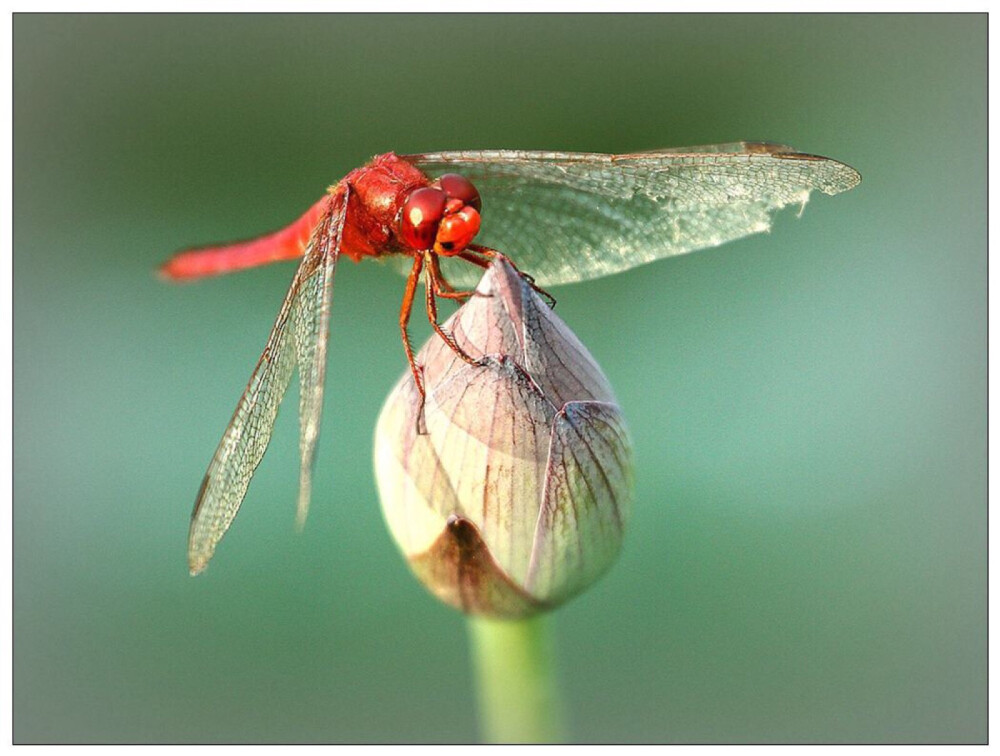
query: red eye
[
  {"left": 399, "top": 187, "right": 447, "bottom": 250},
  {"left": 437, "top": 173, "right": 482, "bottom": 212}
]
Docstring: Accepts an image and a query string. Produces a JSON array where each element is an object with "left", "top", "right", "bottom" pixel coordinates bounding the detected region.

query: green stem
[{"left": 467, "top": 614, "right": 566, "bottom": 743}]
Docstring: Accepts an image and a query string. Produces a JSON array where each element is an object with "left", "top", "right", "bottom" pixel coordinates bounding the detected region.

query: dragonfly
[{"left": 161, "top": 143, "right": 861, "bottom": 575}]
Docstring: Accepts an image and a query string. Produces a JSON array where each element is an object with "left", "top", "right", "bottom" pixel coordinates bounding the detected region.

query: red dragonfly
[{"left": 162, "top": 143, "right": 860, "bottom": 575}]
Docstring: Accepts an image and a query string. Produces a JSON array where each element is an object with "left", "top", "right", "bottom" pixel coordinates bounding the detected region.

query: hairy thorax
[{"left": 339, "top": 153, "right": 431, "bottom": 262}]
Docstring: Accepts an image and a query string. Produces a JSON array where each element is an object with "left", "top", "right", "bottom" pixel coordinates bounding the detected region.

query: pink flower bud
[{"left": 374, "top": 255, "right": 633, "bottom": 618}]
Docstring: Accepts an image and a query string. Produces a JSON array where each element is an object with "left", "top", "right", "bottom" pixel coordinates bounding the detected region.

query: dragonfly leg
[
  {"left": 465, "top": 244, "right": 556, "bottom": 309},
  {"left": 400, "top": 254, "right": 425, "bottom": 397},
  {"left": 425, "top": 252, "right": 481, "bottom": 366},
  {"left": 456, "top": 249, "right": 491, "bottom": 269},
  {"left": 427, "top": 253, "right": 478, "bottom": 301}
]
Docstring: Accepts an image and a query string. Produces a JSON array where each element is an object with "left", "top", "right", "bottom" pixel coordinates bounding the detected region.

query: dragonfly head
[{"left": 398, "top": 173, "right": 482, "bottom": 256}]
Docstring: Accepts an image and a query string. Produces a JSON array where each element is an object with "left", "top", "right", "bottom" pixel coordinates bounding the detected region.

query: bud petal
[{"left": 374, "top": 256, "right": 633, "bottom": 618}]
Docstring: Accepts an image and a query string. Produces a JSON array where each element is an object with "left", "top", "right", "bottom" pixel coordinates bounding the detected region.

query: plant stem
[{"left": 467, "top": 614, "right": 566, "bottom": 743}]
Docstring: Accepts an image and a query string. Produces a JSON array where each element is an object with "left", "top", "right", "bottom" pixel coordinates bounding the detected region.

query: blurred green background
[{"left": 13, "top": 14, "right": 985, "bottom": 744}]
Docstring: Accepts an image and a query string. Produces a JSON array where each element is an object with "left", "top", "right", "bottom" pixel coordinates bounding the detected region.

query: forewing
[
  {"left": 187, "top": 195, "right": 344, "bottom": 576},
  {"left": 402, "top": 143, "right": 861, "bottom": 287}
]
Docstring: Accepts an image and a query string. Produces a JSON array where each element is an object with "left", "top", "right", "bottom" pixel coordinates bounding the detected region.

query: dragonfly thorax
[{"left": 398, "top": 173, "right": 482, "bottom": 257}]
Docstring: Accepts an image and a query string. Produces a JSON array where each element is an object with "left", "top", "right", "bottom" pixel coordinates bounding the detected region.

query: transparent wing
[
  {"left": 400, "top": 143, "right": 861, "bottom": 287},
  {"left": 187, "top": 194, "right": 344, "bottom": 576},
  {"left": 292, "top": 201, "right": 342, "bottom": 530}
]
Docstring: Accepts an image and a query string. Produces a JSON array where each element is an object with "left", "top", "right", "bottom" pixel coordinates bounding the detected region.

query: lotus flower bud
[{"left": 373, "top": 255, "right": 633, "bottom": 618}]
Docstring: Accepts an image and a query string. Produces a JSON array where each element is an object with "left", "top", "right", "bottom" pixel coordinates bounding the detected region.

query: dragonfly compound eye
[
  {"left": 436, "top": 173, "right": 482, "bottom": 212},
  {"left": 399, "top": 187, "right": 448, "bottom": 251}
]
